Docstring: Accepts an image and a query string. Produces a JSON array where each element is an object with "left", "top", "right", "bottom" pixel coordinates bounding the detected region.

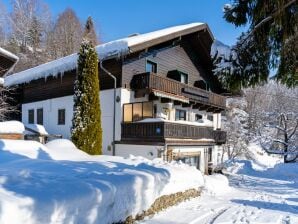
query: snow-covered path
[{"left": 141, "top": 164, "right": 298, "bottom": 224}]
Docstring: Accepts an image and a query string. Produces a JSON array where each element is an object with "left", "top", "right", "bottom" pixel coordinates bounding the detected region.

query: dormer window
[
  {"left": 167, "top": 70, "right": 188, "bottom": 84},
  {"left": 180, "top": 72, "right": 188, "bottom": 84},
  {"left": 146, "top": 60, "right": 157, "bottom": 73}
]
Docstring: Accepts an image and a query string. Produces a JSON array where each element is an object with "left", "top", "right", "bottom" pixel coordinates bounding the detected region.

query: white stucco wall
[
  {"left": 21, "top": 88, "right": 150, "bottom": 155},
  {"left": 22, "top": 95, "right": 74, "bottom": 139},
  {"left": 115, "top": 144, "right": 160, "bottom": 159}
]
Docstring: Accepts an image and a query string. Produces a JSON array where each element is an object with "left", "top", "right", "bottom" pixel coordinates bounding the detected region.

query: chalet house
[{"left": 5, "top": 23, "right": 227, "bottom": 173}]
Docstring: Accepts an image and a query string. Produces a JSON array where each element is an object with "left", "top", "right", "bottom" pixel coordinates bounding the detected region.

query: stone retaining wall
[{"left": 123, "top": 188, "right": 201, "bottom": 224}]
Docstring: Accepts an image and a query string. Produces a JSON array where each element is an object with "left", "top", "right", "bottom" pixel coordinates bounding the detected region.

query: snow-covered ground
[
  {"left": 0, "top": 139, "right": 204, "bottom": 224},
  {"left": 141, "top": 150, "right": 298, "bottom": 224}
]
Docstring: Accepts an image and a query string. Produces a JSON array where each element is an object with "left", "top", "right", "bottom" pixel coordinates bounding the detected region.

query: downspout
[{"left": 100, "top": 60, "right": 117, "bottom": 156}]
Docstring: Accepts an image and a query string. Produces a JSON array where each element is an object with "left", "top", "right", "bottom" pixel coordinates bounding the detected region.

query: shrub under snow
[{"left": 0, "top": 139, "right": 204, "bottom": 224}]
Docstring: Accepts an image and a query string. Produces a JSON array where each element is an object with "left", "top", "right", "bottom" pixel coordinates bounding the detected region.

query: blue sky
[{"left": 2, "top": 0, "right": 246, "bottom": 46}]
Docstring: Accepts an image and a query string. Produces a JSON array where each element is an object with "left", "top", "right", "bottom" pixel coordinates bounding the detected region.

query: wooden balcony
[
  {"left": 121, "top": 122, "right": 226, "bottom": 145},
  {"left": 130, "top": 73, "right": 226, "bottom": 111}
]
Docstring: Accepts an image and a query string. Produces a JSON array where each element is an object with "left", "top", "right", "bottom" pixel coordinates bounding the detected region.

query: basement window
[
  {"left": 146, "top": 60, "right": 157, "bottom": 73},
  {"left": 58, "top": 109, "right": 65, "bottom": 125},
  {"left": 37, "top": 108, "right": 43, "bottom": 125},
  {"left": 28, "top": 109, "right": 34, "bottom": 124}
]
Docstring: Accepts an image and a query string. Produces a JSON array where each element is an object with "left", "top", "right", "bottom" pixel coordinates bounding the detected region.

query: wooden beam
[
  {"left": 173, "top": 100, "right": 181, "bottom": 106},
  {"left": 149, "top": 93, "right": 159, "bottom": 101},
  {"left": 192, "top": 104, "right": 201, "bottom": 109},
  {"left": 160, "top": 97, "right": 172, "bottom": 103},
  {"left": 206, "top": 107, "right": 216, "bottom": 113},
  {"left": 182, "top": 103, "right": 191, "bottom": 108}
]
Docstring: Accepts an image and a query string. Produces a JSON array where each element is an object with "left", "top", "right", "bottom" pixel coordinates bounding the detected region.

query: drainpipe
[{"left": 100, "top": 60, "right": 117, "bottom": 156}]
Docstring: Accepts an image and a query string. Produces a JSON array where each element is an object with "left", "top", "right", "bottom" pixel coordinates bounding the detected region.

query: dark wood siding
[
  {"left": 21, "top": 59, "right": 122, "bottom": 104},
  {"left": 99, "top": 59, "right": 122, "bottom": 90},
  {"left": 122, "top": 45, "right": 203, "bottom": 88},
  {"left": 22, "top": 71, "right": 75, "bottom": 103}
]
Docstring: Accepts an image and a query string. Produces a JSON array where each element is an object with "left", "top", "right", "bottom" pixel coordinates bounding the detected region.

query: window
[
  {"left": 175, "top": 109, "right": 186, "bottom": 121},
  {"left": 146, "top": 60, "right": 157, "bottom": 73},
  {"left": 208, "top": 148, "right": 212, "bottom": 162},
  {"left": 195, "top": 114, "right": 203, "bottom": 121},
  {"left": 58, "top": 109, "right": 65, "bottom": 125},
  {"left": 28, "top": 109, "right": 34, "bottom": 124},
  {"left": 143, "top": 102, "right": 153, "bottom": 118},
  {"left": 176, "top": 155, "right": 200, "bottom": 169},
  {"left": 133, "top": 103, "right": 142, "bottom": 121},
  {"left": 207, "top": 115, "right": 213, "bottom": 121},
  {"left": 180, "top": 72, "right": 188, "bottom": 84},
  {"left": 37, "top": 108, "right": 43, "bottom": 125},
  {"left": 123, "top": 102, "right": 153, "bottom": 122},
  {"left": 123, "top": 104, "right": 133, "bottom": 122}
]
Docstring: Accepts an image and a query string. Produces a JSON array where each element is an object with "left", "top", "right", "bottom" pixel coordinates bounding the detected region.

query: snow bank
[
  {"left": 25, "top": 124, "right": 48, "bottom": 135},
  {"left": 45, "top": 139, "right": 90, "bottom": 160},
  {"left": 0, "top": 139, "right": 204, "bottom": 224},
  {"left": 247, "top": 143, "right": 281, "bottom": 169},
  {"left": 0, "top": 121, "right": 24, "bottom": 134},
  {"left": 5, "top": 22, "right": 205, "bottom": 87},
  {"left": 204, "top": 174, "right": 231, "bottom": 196}
]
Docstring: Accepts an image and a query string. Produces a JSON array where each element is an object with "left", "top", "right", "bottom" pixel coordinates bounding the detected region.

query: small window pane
[
  {"left": 143, "top": 102, "right": 153, "bottom": 118},
  {"left": 175, "top": 109, "right": 186, "bottom": 121},
  {"left": 133, "top": 103, "right": 142, "bottom": 121},
  {"left": 58, "top": 109, "right": 65, "bottom": 125},
  {"left": 180, "top": 72, "right": 188, "bottom": 84},
  {"left": 123, "top": 104, "right": 133, "bottom": 122},
  {"left": 146, "top": 60, "right": 157, "bottom": 73},
  {"left": 208, "top": 148, "right": 212, "bottom": 162},
  {"left": 28, "top": 109, "right": 34, "bottom": 124},
  {"left": 37, "top": 108, "right": 43, "bottom": 125},
  {"left": 195, "top": 114, "right": 203, "bottom": 121},
  {"left": 207, "top": 115, "right": 213, "bottom": 121}
]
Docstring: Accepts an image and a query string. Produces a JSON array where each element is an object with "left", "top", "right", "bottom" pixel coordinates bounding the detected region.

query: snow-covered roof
[
  {"left": 0, "top": 121, "right": 25, "bottom": 134},
  {"left": 5, "top": 22, "right": 209, "bottom": 87},
  {"left": 0, "top": 48, "right": 19, "bottom": 77},
  {"left": 0, "top": 47, "right": 19, "bottom": 61}
]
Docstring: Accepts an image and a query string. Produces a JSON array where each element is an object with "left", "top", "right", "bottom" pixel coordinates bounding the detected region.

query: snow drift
[
  {"left": 0, "top": 121, "right": 24, "bottom": 134},
  {"left": 0, "top": 139, "right": 204, "bottom": 224}
]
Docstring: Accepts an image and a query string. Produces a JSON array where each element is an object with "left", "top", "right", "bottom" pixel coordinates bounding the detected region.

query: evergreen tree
[
  {"left": 213, "top": 0, "right": 297, "bottom": 91},
  {"left": 71, "top": 38, "right": 102, "bottom": 155},
  {"left": 83, "top": 16, "right": 98, "bottom": 46}
]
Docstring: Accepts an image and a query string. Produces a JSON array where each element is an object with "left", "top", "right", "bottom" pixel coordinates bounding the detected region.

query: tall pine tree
[
  {"left": 213, "top": 0, "right": 297, "bottom": 91},
  {"left": 83, "top": 16, "right": 98, "bottom": 46},
  {"left": 71, "top": 18, "right": 102, "bottom": 155}
]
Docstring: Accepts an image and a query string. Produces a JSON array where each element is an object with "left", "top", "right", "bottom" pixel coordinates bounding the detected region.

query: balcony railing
[
  {"left": 121, "top": 121, "right": 226, "bottom": 145},
  {"left": 130, "top": 73, "right": 226, "bottom": 109}
]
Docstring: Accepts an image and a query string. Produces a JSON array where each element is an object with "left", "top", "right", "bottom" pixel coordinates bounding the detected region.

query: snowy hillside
[{"left": 0, "top": 139, "right": 203, "bottom": 224}]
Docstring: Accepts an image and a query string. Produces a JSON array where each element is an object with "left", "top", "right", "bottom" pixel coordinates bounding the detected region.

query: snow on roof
[
  {"left": 24, "top": 124, "right": 48, "bottom": 135},
  {"left": 4, "top": 22, "right": 205, "bottom": 87},
  {"left": 0, "top": 47, "right": 19, "bottom": 61},
  {"left": 0, "top": 121, "right": 25, "bottom": 134}
]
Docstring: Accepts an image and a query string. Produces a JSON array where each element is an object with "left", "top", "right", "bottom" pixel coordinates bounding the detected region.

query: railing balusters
[{"left": 131, "top": 73, "right": 225, "bottom": 108}]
